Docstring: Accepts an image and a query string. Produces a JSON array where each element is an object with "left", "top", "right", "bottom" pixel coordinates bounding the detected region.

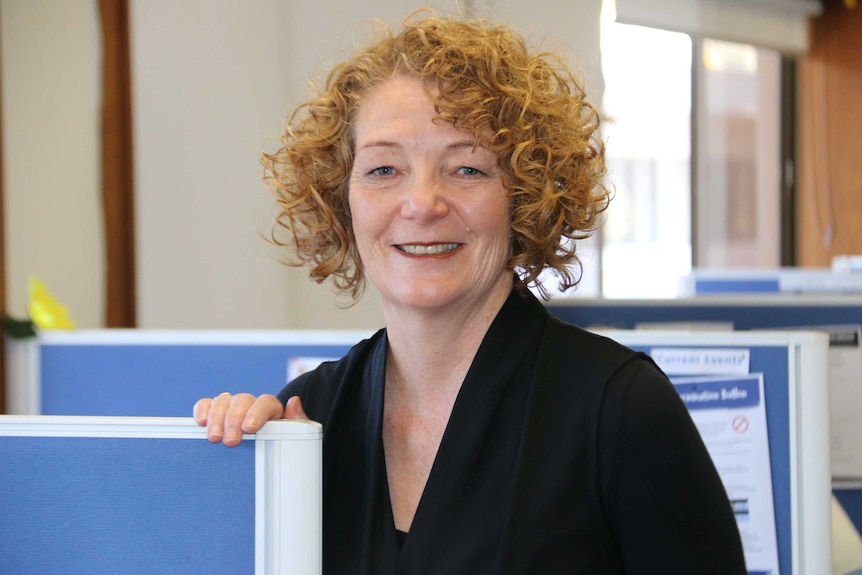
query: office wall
[
  {"left": 2, "top": 0, "right": 602, "bottom": 330},
  {"left": 0, "top": 0, "right": 104, "bottom": 327},
  {"left": 11, "top": 2, "right": 860, "bottom": 330}
]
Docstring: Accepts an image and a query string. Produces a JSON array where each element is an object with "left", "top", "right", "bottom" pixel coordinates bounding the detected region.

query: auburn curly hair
[{"left": 262, "top": 10, "right": 610, "bottom": 301}]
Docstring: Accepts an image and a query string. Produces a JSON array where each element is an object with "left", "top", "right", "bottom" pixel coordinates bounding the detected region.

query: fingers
[
  {"left": 194, "top": 392, "right": 284, "bottom": 447},
  {"left": 193, "top": 396, "right": 215, "bottom": 426},
  {"left": 240, "top": 394, "right": 286, "bottom": 434},
  {"left": 206, "top": 392, "right": 245, "bottom": 446},
  {"left": 283, "top": 395, "right": 308, "bottom": 420}
]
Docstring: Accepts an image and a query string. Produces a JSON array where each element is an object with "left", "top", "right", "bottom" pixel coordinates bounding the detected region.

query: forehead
[
  {"left": 354, "top": 76, "right": 431, "bottom": 128},
  {"left": 353, "top": 75, "right": 492, "bottom": 152}
]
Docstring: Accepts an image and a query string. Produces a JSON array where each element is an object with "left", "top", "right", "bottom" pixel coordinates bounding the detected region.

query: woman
[{"left": 195, "top": 11, "right": 747, "bottom": 574}]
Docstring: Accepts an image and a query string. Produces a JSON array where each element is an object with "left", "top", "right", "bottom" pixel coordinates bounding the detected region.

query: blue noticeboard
[
  {"left": 632, "top": 341, "right": 791, "bottom": 574},
  {"left": 607, "top": 330, "right": 831, "bottom": 575},
  {"left": 0, "top": 416, "right": 322, "bottom": 575},
  {"left": 547, "top": 296, "right": 862, "bottom": 536}
]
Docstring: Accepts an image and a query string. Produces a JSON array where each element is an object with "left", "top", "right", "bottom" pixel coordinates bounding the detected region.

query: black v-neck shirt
[{"left": 278, "top": 289, "right": 746, "bottom": 574}]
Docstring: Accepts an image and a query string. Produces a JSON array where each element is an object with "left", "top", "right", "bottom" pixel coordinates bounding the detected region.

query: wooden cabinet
[{"left": 797, "top": 1, "right": 862, "bottom": 265}]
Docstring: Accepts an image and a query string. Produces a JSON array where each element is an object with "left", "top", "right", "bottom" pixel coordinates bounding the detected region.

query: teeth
[{"left": 398, "top": 243, "right": 459, "bottom": 255}]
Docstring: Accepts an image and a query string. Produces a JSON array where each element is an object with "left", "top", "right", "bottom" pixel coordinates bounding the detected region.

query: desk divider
[
  {"left": 0, "top": 416, "right": 322, "bottom": 575},
  {"left": 3, "top": 325, "right": 834, "bottom": 574},
  {"left": 547, "top": 295, "right": 862, "bottom": 539},
  {"left": 603, "top": 329, "right": 831, "bottom": 575}
]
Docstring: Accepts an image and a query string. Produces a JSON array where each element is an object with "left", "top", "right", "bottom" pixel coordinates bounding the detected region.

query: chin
[{"left": 387, "top": 283, "right": 463, "bottom": 311}]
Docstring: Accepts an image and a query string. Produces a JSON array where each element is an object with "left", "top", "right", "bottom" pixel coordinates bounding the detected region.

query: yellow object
[
  {"left": 846, "top": 0, "right": 858, "bottom": 9},
  {"left": 28, "top": 277, "right": 75, "bottom": 330}
]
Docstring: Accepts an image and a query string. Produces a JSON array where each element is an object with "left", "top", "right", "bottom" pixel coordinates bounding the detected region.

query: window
[
  {"left": 561, "top": 0, "right": 786, "bottom": 299},
  {"left": 599, "top": 7, "right": 693, "bottom": 298},
  {"left": 694, "top": 39, "right": 783, "bottom": 271}
]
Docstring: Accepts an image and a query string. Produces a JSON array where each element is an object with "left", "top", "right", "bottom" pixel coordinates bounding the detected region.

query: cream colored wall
[
  {"left": 483, "top": 0, "right": 605, "bottom": 105},
  {"left": 130, "top": 0, "right": 419, "bottom": 330},
  {"left": 1, "top": 0, "right": 104, "bottom": 327},
  {"left": 2, "top": 0, "right": 602, "bottom": 330}
]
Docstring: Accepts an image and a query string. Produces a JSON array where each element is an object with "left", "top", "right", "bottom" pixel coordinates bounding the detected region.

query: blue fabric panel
[
  {"left": 695, "top": 279, "right": 781, "bottom": 294},
  {"left": 548, "top": 302, "right": 862, "bottom": 332},
  {"left": 0, "top": 436, "right": 255, "bottom": 574},
  {"left": 41, "top": 344, "right": 352, "bottom": 416}
]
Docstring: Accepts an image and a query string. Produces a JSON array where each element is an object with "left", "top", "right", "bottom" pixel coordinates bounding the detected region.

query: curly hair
[{"left": 262, "top": 9, "right": 610, "bottom": 301}]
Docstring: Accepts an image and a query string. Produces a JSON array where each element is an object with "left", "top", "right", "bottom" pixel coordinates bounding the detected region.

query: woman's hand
[{"left": 193, "top": 393, "right": 308, "bottom": 447}]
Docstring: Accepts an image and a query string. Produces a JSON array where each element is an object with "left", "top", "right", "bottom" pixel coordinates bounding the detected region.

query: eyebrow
[{"left": 355, "top": 139, "right": 488, "bottom": 153}]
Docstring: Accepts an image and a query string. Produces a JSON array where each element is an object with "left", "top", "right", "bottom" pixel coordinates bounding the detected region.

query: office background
[
  {"left": 2, "top": 3, "right": 862, "bottom": 571},
  {"left": 4, "top": 0, "right": 859, "bottom": 325},
  {"left": 0, "top": 1, "right": 859, "bottom": 396},
  {"left": 0, "top": 0, "right": 604, "bottom": 336}
]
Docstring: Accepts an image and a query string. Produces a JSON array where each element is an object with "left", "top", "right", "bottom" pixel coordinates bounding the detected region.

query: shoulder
[
  {"left": 537, "top": 315, "right": 695, "bottom": 459},
  {"left": 276, "top": 328, "right": 386, "bottom": 424},
  {"left": 540, "top": 312, "right": 665, "bottom": 389},
  {"left": 562, "top": 327, "right": 748, "bottom": 572},
  {"left": 504, "top": 288, "right": 653, "bottom": 382}
]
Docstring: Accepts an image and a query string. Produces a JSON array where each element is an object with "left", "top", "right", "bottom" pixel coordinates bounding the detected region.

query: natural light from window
[{"left": 598, "top": 0, "right": 693, "bottom": 298}]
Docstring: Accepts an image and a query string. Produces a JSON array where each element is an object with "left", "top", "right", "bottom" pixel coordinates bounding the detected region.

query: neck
[{"left": 383, "top": 276, "right": 512, "bottom": 405}]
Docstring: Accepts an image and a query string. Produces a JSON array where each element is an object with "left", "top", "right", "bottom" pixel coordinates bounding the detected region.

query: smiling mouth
[{"left": 396, "top": 243, "right": 461, "bottom": 256}]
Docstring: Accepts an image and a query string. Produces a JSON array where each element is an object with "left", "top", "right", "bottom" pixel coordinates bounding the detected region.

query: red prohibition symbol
[{"left": 732, "top": 415, "right": 750, "bottom": 434}]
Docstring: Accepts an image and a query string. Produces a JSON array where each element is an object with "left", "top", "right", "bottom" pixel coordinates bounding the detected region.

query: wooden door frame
[{"left": 100, "top": 0, "right": 137, "bottom": 328}]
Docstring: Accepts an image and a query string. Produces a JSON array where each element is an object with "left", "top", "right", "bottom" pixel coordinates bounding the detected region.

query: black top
[{"left": 279, "top": 289, "right": 747, "bottom": 574}]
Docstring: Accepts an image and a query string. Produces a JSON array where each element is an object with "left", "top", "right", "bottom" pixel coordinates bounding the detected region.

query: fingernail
[
  {"left": 210, "top": 424, "right": 223, "bottom": 438},
  {"left": 225, "top": 427, "right": 239, "bottom": 442},
  {"left": 245, "top": 416, "right": 258, "bottom": 429}
]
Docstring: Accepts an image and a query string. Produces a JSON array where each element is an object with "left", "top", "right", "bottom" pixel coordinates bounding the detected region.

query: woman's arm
[{"left": 600, "top": 359, "right": 747, "bottom": 574}]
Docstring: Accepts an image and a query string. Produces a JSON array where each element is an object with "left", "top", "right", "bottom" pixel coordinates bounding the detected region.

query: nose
[{"left": 400, "top": 170, "right": 449, "bottom": 222}]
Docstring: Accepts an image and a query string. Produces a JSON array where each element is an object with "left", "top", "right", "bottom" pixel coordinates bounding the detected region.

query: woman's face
[{"left": 348, "top": 75, "right": 513, "bottom": 316}]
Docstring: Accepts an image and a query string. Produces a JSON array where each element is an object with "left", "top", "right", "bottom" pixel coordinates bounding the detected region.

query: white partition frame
[{"left": 0, "top": 416, "right": 322, "bottom": 575}]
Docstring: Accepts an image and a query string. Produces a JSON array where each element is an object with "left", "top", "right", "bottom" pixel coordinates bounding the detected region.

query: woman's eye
[
  {"left": 456, "top": 166, "right": 486, "bottom": 177},
  {"left": 369, "top": 166, "right": 395, "bottom": 176}
]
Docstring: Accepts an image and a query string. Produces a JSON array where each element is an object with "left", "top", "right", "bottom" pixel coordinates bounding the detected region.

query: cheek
[
  {"left": 475, "top": 192, "right": 511, "bottom": 235},
  {"left": 347, "top": 189, "right": 369, "bottom": 233},
  {"left": 491, "top": 197, "right": 514, "bottom": 257},
  {"left": 347, "top": 194, "right": 385, "bottom": 256}
]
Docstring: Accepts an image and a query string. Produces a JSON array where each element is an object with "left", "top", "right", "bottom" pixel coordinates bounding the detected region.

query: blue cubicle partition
[
  {"left": 680, "top": 268, "right": 862, "bottom": 296},
  {"left": 548, "top": 296, "right": 862, "bottom": 544},
  {"left": 546, "top": 294, "right": 862, "bottom": 332},
  {"left": 0, "top": 416, "right": 322, "bottom": 575},
  {"left": 14, "top": 327, "right": 832, "bottom": 575},
  {"left": 16, "top": 329, "right": 372, "bottom": 417},
  {"left": 605, "top": 330, "right": 831, "bottom": 575}
]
